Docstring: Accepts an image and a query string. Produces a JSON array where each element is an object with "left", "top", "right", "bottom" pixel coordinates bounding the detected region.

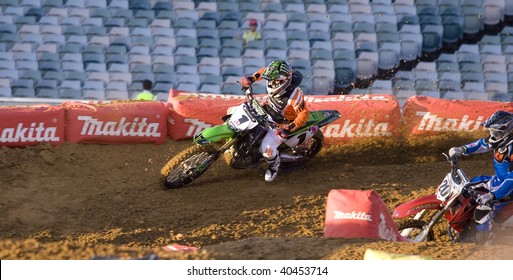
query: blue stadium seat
[
  {"left": 356, "top": 52, "right": 378, "bottom": 80},
  {"left": 221, "top": 83, "right": 242, "bottom": 95},
  {"left": 106, "top": 90, "right": 128, "bottom": 100},
  {"left": 18, "top": 69, "right": 42, "bottom": 85},
  {"left": 334, "top": 66, "right": 356, "bottom": 90},
  {"left": 43, "top": 0, "right": 63, "bottom": 10},
  {"left": 421, "top": 25, "right": 443, "bottom": 53},
  {"left": 130, "top": 0, "right": 150, "bottom": 10},
  {"left": 483, "top": 0, "right": 505, "bottom": 26},
  {"left": 0, "top": 87, "right": 12, "bottom": 97},
  {"left": 442, "top": 16, "right": 463, "bottom": 44},
  {"left": 285, "top": 3, "right": 305, "bottom": 13},
  {"left": 0, "top": 23, "right": 16, "bottom": 34},
  {"left": 152, "top": 1, "right": 171, "bottom": 11},
  {"left": 378, "top": 43, "right": 400, "bottom": 71},
  {"left": 262, "top": 2, "right": 283, "bottom": 13},
  {"left": 462, "top": 6, "right": 484, "bottom": 34},
  {"left": 240, "top": 2, "right": 260, "bottom": 13},
  {"left": 199, "top": 83, "right": 220, "bottom": 94}
]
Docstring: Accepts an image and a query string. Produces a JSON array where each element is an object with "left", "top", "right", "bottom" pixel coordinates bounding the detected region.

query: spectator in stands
[
  {"left": 243, "top": 19, "right": 262, "bottom": 46},
  {"left": 134, "top": 80, "right": 156, "bottom": 101},
  {"left": 240, "top": 60, "right": 309, "bottom": 182}
]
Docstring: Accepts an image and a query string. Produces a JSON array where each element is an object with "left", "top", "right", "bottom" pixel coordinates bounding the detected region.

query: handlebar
[
  {"left": 237, "top": 82, "right": 279, "bottom": 131},
  {"left": 442, "top": 152, "right": 460, "bottom": 168},
  {"left": 443, "top": 152, "right": 495, "bottom": 210},
  {"left": 236, "top": 81, "right": 253, "bottom": 99}
]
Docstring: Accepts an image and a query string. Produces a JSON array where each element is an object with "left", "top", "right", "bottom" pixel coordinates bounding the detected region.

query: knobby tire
[
  {"left": 397, "top": 219, "right": 435, "bottom": 241},
  {"left": 160, "top": 144, "right": 218, "bottom": 189}
]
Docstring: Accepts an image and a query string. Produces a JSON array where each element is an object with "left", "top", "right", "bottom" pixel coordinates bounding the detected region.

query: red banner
[
  {"left": 306, "top": 94, "right": 401, "bottom": 142},
  {"left": 167, "top": 92, "right": 401, "bottom": 142},
  {"left": 402, "top": 96, "right": 513, "bottom": 135},
  {"left": 0, "top": 105, "right": 65, "bottom": 147},
  {"left": 167, "top": 92, "right": 250, "bottom": 141},
  {"left": 64, "top": 101, "right": 168, "bottom": 144},
  {"left": 324, "top": 189, "right": 408, "bottom": 242}
]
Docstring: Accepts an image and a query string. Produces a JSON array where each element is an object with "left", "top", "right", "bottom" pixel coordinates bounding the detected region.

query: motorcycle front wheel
[
  {"left": 397, "top": 220, "right": 435, "bottom": 241},
  {"left": 160, "top": 144, "right": 219, "bottom": 189}
]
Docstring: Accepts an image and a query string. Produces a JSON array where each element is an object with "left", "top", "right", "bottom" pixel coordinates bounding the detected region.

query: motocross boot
[
  {"left": 223, "top": 147, "right": 235, "bottom": 165},
  {"left": 264, "top": 155, "right": 280, "bottom": 182}
]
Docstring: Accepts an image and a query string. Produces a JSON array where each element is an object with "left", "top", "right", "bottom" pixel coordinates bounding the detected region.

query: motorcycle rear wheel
[
  {"left": 161, "top": 144, "right": 219, "bottom": 189},
  {"left": 397, "top": 220, "right": 435, "bottom": 241}
]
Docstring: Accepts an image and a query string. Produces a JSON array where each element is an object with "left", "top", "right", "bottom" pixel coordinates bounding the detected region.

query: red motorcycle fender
[{"left": 393, "top": 195, "right": 441, "bottom": 219}]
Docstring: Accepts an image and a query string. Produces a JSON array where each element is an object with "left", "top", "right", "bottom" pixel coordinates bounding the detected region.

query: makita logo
[
  {"left": 0, "top": 123, "right": 60, "bottom": 143},
  {"left": 333, "top": 211, "right": 372, "bottom": 221},
  {"left": 176, "top": 93, "right": 390, "bottom": 103},
  {"left": 416, "top": 111, "right": 484, "bottom": 132},
  {"left": 378, "top": 213, "right": 397, "bottom": 241},
  {"left": 77, "top": 116, "right": 161, "bottom": 137},
  {"left": 185, "top": 118, "right": 211, "bottom": 137},
  {"left": 304, "top": 95, "right": 391, "bottom": 103},
  {"left": 321, "top": 119, "right": 391, "bottom": 137}
]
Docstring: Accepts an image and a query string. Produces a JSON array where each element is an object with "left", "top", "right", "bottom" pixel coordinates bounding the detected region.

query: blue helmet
[{"left": 483, "top": 110, "right": 513, "bottom": 149}]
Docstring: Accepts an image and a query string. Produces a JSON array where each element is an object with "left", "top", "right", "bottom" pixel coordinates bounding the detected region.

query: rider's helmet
[
  {"left": 483, "top": 110, "right": 513, "bottom": 149},
  {"left": 261, "top": 60, "right": 292, "bottom": 98}
]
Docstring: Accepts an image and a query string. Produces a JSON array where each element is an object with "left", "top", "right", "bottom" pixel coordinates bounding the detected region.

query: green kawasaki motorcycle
[{"left": 161, "top": 87, "right": 341, "bottom": 189}]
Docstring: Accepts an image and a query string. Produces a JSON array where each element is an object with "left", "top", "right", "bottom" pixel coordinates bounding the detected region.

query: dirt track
[{"left": 1, "top": 135, "right": 512, "bottom": 260}]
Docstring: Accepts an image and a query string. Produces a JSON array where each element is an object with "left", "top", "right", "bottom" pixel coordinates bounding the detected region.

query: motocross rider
[
  {"left": 240, "top": 60, "right": 310, "bottom": 182},
  {"left": 449, "top": 110, "right": 513, "bottom": 233}
]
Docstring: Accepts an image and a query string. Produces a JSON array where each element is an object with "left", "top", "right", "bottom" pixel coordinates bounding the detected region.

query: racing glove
[
  {"left": 477, "top": 192, "right": 495, "bottom": 205},
  {"left": 449, "top": 146, "right": 465, "bottom": 158},
  {"left": 470, "top": 182, "right": 489, "bottom": 190},
  {"left": 276, "top": 123, "right": 296, "bottom": 138},
  {"left": 241, "top": 76, "right": 255, "bottom": 88}
]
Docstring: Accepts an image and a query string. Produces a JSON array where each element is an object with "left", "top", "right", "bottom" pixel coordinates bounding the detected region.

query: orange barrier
[
  {"left": 167, "top": 92, "right": 258, "bottom": 140},
  {"left": 64, "top": 101, "right": 168, "bottom": 144},
  {"left": 2, "top": 94, "right": 513, "bottom": 147},
  {"left": 167, "top": 92, "right": 402, "bottom": 141},
  {"left": 0, "top": 105, "right": 65, "bottom": 147},
  {"left": 306, "top": 94, "right": 401, "bottom": 142},
  {"left": 402, "top": 96, "right": 513, "bottom": 135}
]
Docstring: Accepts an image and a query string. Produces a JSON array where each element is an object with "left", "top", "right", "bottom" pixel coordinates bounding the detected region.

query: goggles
[
  {"left": 489, "top": 127, "right": 506, "bottom": 139},
  {"left": 267, "top": 77, "right": 287, "bottom": 89}
]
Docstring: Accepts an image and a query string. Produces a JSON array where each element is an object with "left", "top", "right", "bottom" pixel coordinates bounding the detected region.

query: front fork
[
  {"left": 399, "top": 209, "right": 428, "bottom": 236},
  {"left": 413, "top": 207, "right": 449, "bottom": 242}
]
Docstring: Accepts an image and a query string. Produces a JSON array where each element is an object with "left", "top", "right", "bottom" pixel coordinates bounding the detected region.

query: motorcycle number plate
[
  {"left": 436, "top": 174, "right": 452, "bottom": 201},
  {"left": 229, "top": 104, "right": 259, "bottom": 132},
  {"left": 232, "top": 115, "right": 249, "bottom": 126}
]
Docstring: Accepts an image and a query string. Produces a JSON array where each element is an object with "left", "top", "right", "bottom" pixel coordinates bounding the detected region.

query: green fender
[{"left": 193, "top": 123, "right": 235, "bottom": 144}]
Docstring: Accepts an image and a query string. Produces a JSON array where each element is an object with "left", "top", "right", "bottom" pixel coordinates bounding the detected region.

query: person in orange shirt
[{"left": 241, "top": 60, "right": 309, "bottom": 182}]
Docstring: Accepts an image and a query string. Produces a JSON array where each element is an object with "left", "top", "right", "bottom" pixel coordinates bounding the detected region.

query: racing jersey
[
  {"left": 463, "top": 138, "right": 513, "bottom": 200},
  {"left": 249, "top": 67, "right": 309, "bottom": 129}
]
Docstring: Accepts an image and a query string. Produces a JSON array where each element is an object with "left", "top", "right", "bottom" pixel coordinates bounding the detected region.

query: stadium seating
[{"left": 0, "top": 0, "right": 512, "bottom": 102}]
